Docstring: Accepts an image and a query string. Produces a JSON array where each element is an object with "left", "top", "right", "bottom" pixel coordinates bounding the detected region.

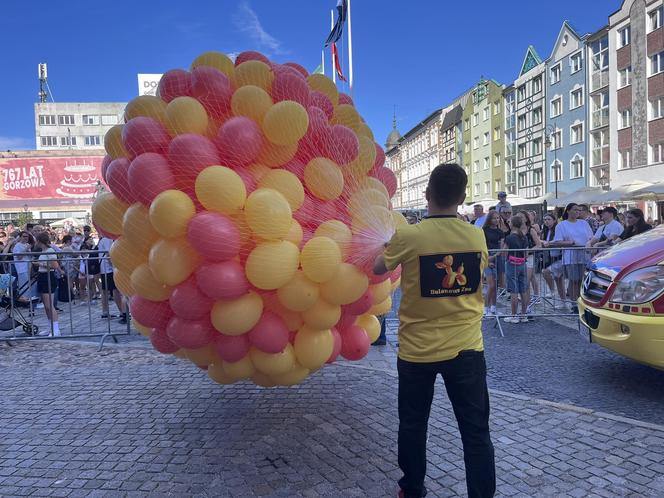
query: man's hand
[{"left": 373, "top": 253, "right": 388, "bottom": 275}]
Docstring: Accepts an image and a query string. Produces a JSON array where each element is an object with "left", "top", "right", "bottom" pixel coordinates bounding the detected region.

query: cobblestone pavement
[{"left": 2, "top": 340, "right": 664, "bottom": 497}]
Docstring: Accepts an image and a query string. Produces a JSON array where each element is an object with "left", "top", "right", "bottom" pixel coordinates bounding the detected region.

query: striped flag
[
  {"left": 331, "top": 43, "right": 346, "bottom": 81},
  {"left": 325, "top": 0, "right": 348, "bottom": 47}
]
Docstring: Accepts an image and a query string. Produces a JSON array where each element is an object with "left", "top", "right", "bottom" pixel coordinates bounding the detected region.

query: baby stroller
[{"left": 0, "top": 273, "right": 40, "bottom": 336}]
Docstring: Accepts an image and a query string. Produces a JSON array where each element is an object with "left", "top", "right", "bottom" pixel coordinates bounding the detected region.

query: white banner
[{"left": 137, "top": 74, "right": 163, "bottom": 96}]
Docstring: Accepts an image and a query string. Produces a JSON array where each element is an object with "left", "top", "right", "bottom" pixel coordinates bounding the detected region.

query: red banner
[{"left": 0, "top": 156, "right": 105, "bottom": 208}]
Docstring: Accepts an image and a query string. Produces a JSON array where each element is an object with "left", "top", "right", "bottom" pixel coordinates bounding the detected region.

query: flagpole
[
  {"left": 347, "top": 0, "right": 354, "bottom": 92},
  {"left": 321, "top": 49, "right": 325, "bottom": 76},
  {"left": 330, "top": 10, "right": 336, "bottom": 84}
]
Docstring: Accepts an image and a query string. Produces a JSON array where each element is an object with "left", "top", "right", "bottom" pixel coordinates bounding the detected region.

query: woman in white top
[{"left": 33, "top": 232, "right": 61, "bottom": 336}]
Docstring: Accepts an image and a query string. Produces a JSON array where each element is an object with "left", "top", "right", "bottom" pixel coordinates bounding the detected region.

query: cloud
[
  {"left": 0, "top": 136, "right": 32, "bottom": 151},
  {"left": 233, "top": 1, "right": 286, "bottom": 56}
]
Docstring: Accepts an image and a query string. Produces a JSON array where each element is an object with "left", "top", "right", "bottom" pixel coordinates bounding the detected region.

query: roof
[
  {"left": 440, "top": 104, "right": 463, "bottom": 130},
  {"left": 519, "top": 45, "right": 544, "bottom": 77},
  {"left": 398, "top": 108, "right": 442, "bottom": 142}
]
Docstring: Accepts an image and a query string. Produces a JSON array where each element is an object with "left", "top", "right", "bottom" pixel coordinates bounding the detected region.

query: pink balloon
[
  {"left": 343, "top": 288, "right": 374, "bottom": 316},
  {"left": 128, "top": 153, "right": 177, "bottom": 206},
  {"left": 390, "top": 265, "right": 402, "bottom": 282},
  {"left": 166, "top": 316, "right": 215, "bottom": 349},
  {"left": 150, "top": 328, "right": 180, "bottom": 354},
  {"left": 168, "top": 134, "right": 220, "bottom": 183},
  {"left": 283, "top": 159, "right": 305, "bottom": 180},
  {"left": 340, "top": 325, "right": 370, "bottom": 361},
  {"left": 373, "top": 143, "right": 386, "bottom": 172},
  {"left": 187, "top": 212, "right": 240, "bottom": 261},
  {"left": 247, "top": 311, "right": 289, "bottom": 354},
  {"left": 122, "top": 116, "right": 170, "bottom": 158},
  {"left": 235, "top": 51, "right": 270, "bottom": 66},
  {"left": 272, "top": 64, "right": 305, "bottom": 79},
  {"left": 326, "top": 327, "right": 342, "bottom": 363},
  {"left": 295, "top": 107, "right": 330, "bottom": 163},
  {"left": 294, "top": 195, "right": 337, "bottom": 228},
  {"left": 191, "top": 66, "right": 233, "bottom": 119},
  {"left": 130, "top": 295, "right": 173, "bottom": 329},
  {"left": 215, "top": 117, "right": 263, "bottom": 167},
  {"left": 372, "top": 166, "right": 397, "bottom": 198},
  {"left": 101, "top": 155, "right": 112, "bottom": 184},
  {"left": 338, "top": 93, "right": 354, "bottom": 106},
  {"left": 214, "top": 333, "right": 251, "bottom": 363},
  {"left": 234, "top": 165, "right": 257, "bottom": 192},
  {"left": 309, "top": 91, "right": 334, "bottom": 120},
  {"left": 169, "top": 278, "right": 213, "bottom": 320},
  {"left": 325, "top": 125, "right": 359, "bottom": 165},
  {"left": 369, "top": 271, "right": 390, "bottom": 285},
  {"left": 157, "top": 69, "right": 192, "bottom": 102},
  {"left": 195, "top": 260, "right": 249, "bottom": 299},
  {"left": 105, "top": 158, "right": 134, "bottom": 204},
  {"left": 335, "top": 311, "right": 357, "bottom": 332},
  {"left": 283, "top": 62, "right": 309, "bottom": 78},
  {"left": 271, "top": 72, "right": 310, "bottom": 106}
]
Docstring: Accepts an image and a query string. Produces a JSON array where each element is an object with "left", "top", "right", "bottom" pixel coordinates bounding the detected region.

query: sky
[{"left": 0, "top": 0, "right": 621, "bottom": 151}]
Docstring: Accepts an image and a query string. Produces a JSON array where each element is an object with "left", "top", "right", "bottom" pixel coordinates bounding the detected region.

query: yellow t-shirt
[{"left": 383, "top": 215, "right": 488, "bottom": 363}]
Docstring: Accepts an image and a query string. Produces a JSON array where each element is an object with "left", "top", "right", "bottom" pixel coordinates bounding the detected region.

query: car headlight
[{"left": 611, "top": 266, "right": 664, "bottom": 304}]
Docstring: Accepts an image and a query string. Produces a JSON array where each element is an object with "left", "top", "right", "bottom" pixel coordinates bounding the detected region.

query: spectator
[
  {"left": 496, "top": 191, "right": 511, "bottom": 212},
  {"left": 471, "top": 204, "right": 487, "bottom": 227},
  {"left": 78, "top": 237, "right": 98, "bottom": 303},
  {"left": 59, "top": 235, "right": 79, "bottom": 301},
  {"left": 579, "top": 204, "right": 599, "bottom": 234},
  {"left": 517, "top": 210, "right": 542, "bottom": 309},
  {"left": 503, "top": 216, "right": 530, "bottom": 323},
  {"left": 588, "top": 207, "right": 623, "bottom": 248},
  {"left": 12, "top": 231, "right": 33, "bottom": 294},
  {"left": 33, "top": 231, "right": 61, "bottom": 336},
  {"left": 482, "top": 211, "right": 504, "bottom": 316},
  {"left": 614, "top": 208, "right": 652, "bottom": 242},
  {"left": 82, "top": 225, "right": 93, "bottom": 244},
  {"left": 97, "top": 236, "right": 127, "bottom": 324},
  {"left": 540, "top": 213, "right": 565, "bottom": 304},
  {"left": 496, "top": 204, "right": 513, "bottom": 291}
]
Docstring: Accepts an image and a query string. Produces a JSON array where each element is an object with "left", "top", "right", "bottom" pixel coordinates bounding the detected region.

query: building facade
[
  {"left": 34, "top": 102, "right": 126, "bottom": 151},
  {"left": 587, "top": 27, "right": 612, "bottom": 189},
  {"left": 545, "top": 22, "right": 589, "bottom": 199},
  {"left": 440, "top": 103, "right": 464, "bottom": 165},
  {"left": 608, "top": 0, "right": 664, "bottom": 186},
  {"left": 503, "top": 86, "right": 517, "bottom": 195}
]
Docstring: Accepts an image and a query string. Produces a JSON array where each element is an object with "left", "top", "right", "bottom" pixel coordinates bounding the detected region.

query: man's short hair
[
  {"left": 427, "top": 164, "right": 467, "bottom": 209},
  {"left": 62, "top": 235, "right": 73, "bottom": 244},
  {"left": 579, "top": 204, "right": 590, "bottom": 212},
  {"left": 603, "top": 206, "right": 618, "bottom": 218},
  {"left": 83, "top": 225, "right": 91, "bottom": 232},
  {"left": 497, "top": 191, "right": 507, "bottom": 198}
]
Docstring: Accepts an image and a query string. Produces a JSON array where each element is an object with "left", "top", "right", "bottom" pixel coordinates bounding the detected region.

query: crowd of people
[{"left": 0, "top": 223, "right": 127, "bottom": 336}]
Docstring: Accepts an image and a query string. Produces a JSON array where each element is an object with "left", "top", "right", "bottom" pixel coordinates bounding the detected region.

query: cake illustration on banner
[{"left": 56, "top": 161, "right": 99, "bottom": 198}]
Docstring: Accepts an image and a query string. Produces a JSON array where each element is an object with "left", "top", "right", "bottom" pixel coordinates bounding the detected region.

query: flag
[
  {"left": 332, "top": 43, "right": 346, "bottom": 81},
  {"left": 325, "top": 0, "right": 348, "bottom": 47}
]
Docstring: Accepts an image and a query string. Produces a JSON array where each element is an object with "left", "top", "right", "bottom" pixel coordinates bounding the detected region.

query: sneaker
[
  {"left": 118, "top": 314, "right": 128, "bottom": 325},
  {"left": 35, "top": 303, "right": 44, "bottom": 309},
  {"left": 53, "top": 330, "right": 61, "bottom": 337},
  {"left": 36, "top": 329, "right": 50, "bottom": 337},
  {"left": 504, "top": 316, "right": 520, "bottom": 324},
  {"left": 101, "top": 313, "right": 109, "bottom": 319}
]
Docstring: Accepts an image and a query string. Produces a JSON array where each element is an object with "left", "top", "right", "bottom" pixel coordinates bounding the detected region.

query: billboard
[
  {"left": 137, "top": 74, "right": 163, "bottom": 96},
  {"left": 0, "top": 156, "right": 105, "bottom": 208}
]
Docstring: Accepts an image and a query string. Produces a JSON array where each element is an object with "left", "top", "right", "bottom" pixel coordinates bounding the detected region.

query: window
[
  {"left": 495, "top": 179, "right": 502, "bottom": 192},
  {"left": 551, "top": 97, "right": 562, "bottom": 117},
  {"left": 651, "top": 143, "right": 664, "bottom": 163},
  {"left": 620, "top": 149, "right": 632, "bottom": 169},
  {"left": 464, "top": 165, "right": 470, "bottom": 174},
  {"left": 58, "top": 115, "right": 74, "bottom": 125},
  {"left": 532, "top": 107, "right": 542, "bottom": 125},
  {"left": 650, "top": 51, "right": 664, "bottom": 76},
  {"left": 60, "top": 136, "right": 77, "bottom": 146},
  {"left": 483, "top": 132, "right": 489, "bottom": 145},
  {"left": 619, "top": 109, "right": 632, "bottom": 129},
  {"left": 570, "top": 52, "right": 582, "bottom": 73},
  {"left": 473, "top": 160, "right": 480, "bottom": 173},
  {"left": 517, "top": 85, "right": 526, "bottom": 101},
  {"left": 533, "top": 169, "right": 543, "bottom": 185},
  {"left": 101, "top": 114, "right": 119, "bottom": 125},
  {"left": 551, "top": 161, "right": 562, "bottom": 182},
  {"left": 570, "top": 88, "right": 584, "bottom": 109},
  {"left": 474, "top": 183, "right": 480, "bottom": 196},
  {"left": 493, "top": 127, "right": 501, "bottom": 141},
  {"left": 472, "top": 113, "right": 479, "bottom": 126},
  {"left": 483, "top": 157, "right": 489, "bottom": 170},
  {"left": 473, "top": 137, "right": 479, "bottom": 149},
  {"left": 464, "top": 142, "right": 469, "bottom": 153},
  {"left": 483, "top": 181, "right": 490, "bottom": 195},
  {"left": 464, "top": 119, "right": 470, "bottom": 131},
  {"left": 493, "top": 101, "right": 500, "bottom": 115},
  {"left": 591, "top": 130, "right": 609, "bottom": 166},
  {"left": 518, "top": 172, "right": 527, "bottom": 188},
  {"left": 533, "top": 137, "right": 542, "bottom": 156},
  {"left": 618, "top": 26, "right": 630, "bottom": 48},
  {"left": 649, "top": 6, "right": 663, "bottom": 32},
  {"left": 551, "top": 129, "right": 562, "bottom": 149},
  {"left": 550, "top": 64, "right": 561, "bottom": 84},
  {"left": 39, "top": 115, "right": 55, "bottom": 125},
  {"left": 533, "top": 76, "right": 542, "bottom": 94},
  {"left": 570, "top": 157, "right": 584, "bottom": 179},
  {"left": 518, "top": 143, "right": 528, "bottom": 159},
  {"left": 590, "top": 36, "right": 609, "bottom": 91},
  {"left": 591, "top": 92, "right": 609, "bottom": 128},
  {"left": 84, "top": 135, "right": 101, "bottom": 146},
  {"left": 483, "top": 107, "right": 490, "bottom": 121},
  {"left": 650, "top": 97, "right": 664, "bottom": 120},
  {"left": 494, "top": 152, "right": 501, "bottom": 167},
  {"left": 40, "top": 136, "right": 57, "bottom": 147},
  {"left": 571, "top": 123, "right": 584, "bottom": 144},
  {"left": 82, "top": 115, "right": 100, "bottom": 125},
  {"left": 618, "top": 67, "right": 632, "bottom": 88}
]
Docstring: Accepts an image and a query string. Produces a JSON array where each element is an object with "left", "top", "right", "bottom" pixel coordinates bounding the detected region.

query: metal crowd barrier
[{"left": 0, "top": 251, "right": 131, "bottom": 350}]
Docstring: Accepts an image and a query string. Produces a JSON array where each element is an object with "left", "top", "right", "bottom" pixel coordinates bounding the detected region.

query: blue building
[{"left": 545, "top": 22, "right": 589, "bottom": 200}]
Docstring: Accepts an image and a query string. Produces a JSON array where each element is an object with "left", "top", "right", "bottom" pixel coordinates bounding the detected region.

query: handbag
[{"left": 508, "top": 255, "right": 526, "bottom": 265}]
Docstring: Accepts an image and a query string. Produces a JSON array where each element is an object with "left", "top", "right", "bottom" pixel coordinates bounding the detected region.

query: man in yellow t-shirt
[{"left": 374, "top": 164, "right": 495, "bottom": 498}]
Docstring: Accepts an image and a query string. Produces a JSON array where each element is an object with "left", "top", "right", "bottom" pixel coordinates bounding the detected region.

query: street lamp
[{"left": 544, "top": 123, "right": 559, "bottom": 200}]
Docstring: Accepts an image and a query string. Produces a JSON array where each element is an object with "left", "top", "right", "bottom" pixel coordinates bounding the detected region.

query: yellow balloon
[
  {"left": 211, "top": 291, "right": 263, "bottom": 336},
  {"left": 247, "top": 163, "right": 270, "bottom": 181},
  {"left": 195, "top": 166, "right": 247, "bottom": 214},
  {"left": 300, "top": 236, "right": 341, "bottom": 284},
  {"left": 122, "top": 203, "right": 159, "bottom": 253},
  {"left": 277, "top": 270, "right": 320, "bottom": 312},
  {"left": 221, "top": 355, "right": 255, "bottom": 380},
  {"left": 149, "top": 238, "right": 199, "bottom": 286},
  {"left": 231, "top": 85, "right": 273, "bottom": 123},
  {"left": 113, "top": 268, "right": 135, "bottom": 297},
  {"left": 262, "top": 101, "right": 309, "bottom": 146},
  {"left": 359, "top": 176, "right": 390, "bottom": 201},
  {"left": 92, "top": 192, "right": 128, "bottom": 236},
  {"left": 301, "top": 298, "right": 341, "bottom": 330},
  {"left": 104, "top": 125, "right": 128, "bottom": 159},
  {"left": 133, "top": 320, "right": 152, "bottom": 337},
  {"left": 370, "top": 278, "right": 392, "bottom": 305},
  {"left": 108, "top": 237, "right": 147, "bottom": 274},
  {"left": 231, "top": 211, "right": 252, "bottom": 248},
  {"left": 165, "top": 96, "right": 208, "bottom": 136},
  {"left": 319, "top": 263, "right": 369, "bottom": 305},
  {"left": 304, "top": 158, "right": 344, "bottom": 201},
  {"left": 356, "top": 314, "right": 381, "bottom": 343},
  {"left": 258, "top": 170, "right": 305, "bottom": 211},
  {"left": 184, "top": 345, "right": 218, "bottom": 367},
  {"left": 257, "top": 141, "right": 298, "bottom": 168},
  {"left": 130, "top": 263, "right": 173, "bottom": 301},
  {"left": 124, "top": 95, "right": 168, "bottom": 125},
  {"left": 393, "top": 210, "right": 408, "bottom": 227},
  {"left": 267, "top": 297, "right": 305, "bottom": 332},
  {"left": 173, "top": 349, "right": 187, "bottom": 359},
  {"left": 392, "top": 277, "right": 401, "bottom": 290},
  {"left": 250, "top": 344, "right": 295, "bottom": 376},
  {"left": 149, "top": 190, "right": 196, "bottom": 239},
  {"left": 368, "top": 295, "right": 393, "bottom": 316},
  {"left": 208, "top": 363, "right": 236, "bottom": 385},
  {"left": 294, "top": 326, "right": 333, "bottom": 370},
  {"left": 347, "top": 136, "right": 378, "bottom": 178},
  {"left": 357, "top": 122, "right": 375, "bottom": 141},
  {"left": 251, "top": 371, "right": 277, "bottom": 388},
  {"left": 347, "top": 189, "right": 390, "bottom": 220},
  {"left": 332, "top": 104, "right": 361, "bottom": 131},
  {"left": 284, "top": 219, "right": 303, "bottom": 246},
  {"left": 245, "top": 241, "right": 299, "bottom": 290},
  {"left": 191, "top": 51, "right": 234, "bottom": 78},
  {"left": 244, "top": 188, "right": 292, "bottom": 240},
  {"left": 271, "top": 362, "right": 310, "bottom": 386},
  {"left": 351, "top": 205, "right": 394, "bottom": 234},
  {"left": 314, "top": 220, "right": 352, "bottom": 259},
  {"left": 233, "top": 60, "right": 274, "bottom": 92},
  {"left": 307, "top": 74, "right": 339, "bottom": 105}
]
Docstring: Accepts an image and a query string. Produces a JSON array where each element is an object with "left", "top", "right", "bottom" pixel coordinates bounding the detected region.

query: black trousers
[{"left": 397, "top": 351, "right": 495, "bottom": 498}]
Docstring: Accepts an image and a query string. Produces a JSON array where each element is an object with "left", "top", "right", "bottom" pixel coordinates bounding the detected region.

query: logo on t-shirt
[{"left": 419, "top": 252, "right": 481, "bottom": 298}]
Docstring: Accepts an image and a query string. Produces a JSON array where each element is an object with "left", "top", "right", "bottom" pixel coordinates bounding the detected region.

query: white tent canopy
[
  {"left": 550, "top": 187, "right": 605, "bottom": 207},
  {"left": 631, "top": 181, "right": 664, "bottom": 201},
  {"left": 590, "top": 181, "right": 653, "bottom": 204},
  {"left": 50, "top": 217, "right": 84, "bottom": 228}
]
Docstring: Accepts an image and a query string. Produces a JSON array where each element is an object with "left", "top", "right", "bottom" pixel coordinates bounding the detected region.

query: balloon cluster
[{"left": 92, "top": 50, "right": 402, "bottom": 387}]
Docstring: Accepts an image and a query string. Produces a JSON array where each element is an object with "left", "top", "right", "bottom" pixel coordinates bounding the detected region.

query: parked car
[{"left": 578, "top": 226, "right": 664, "bottom": 370}]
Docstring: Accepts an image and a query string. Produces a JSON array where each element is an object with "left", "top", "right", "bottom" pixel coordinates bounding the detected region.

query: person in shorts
[
  {"left": 97, "top": 236, "right": 127, "bottom": 324},
  {"left": 482, "top": 210, "right": 504, "bottom": 316},
  {"left": 33, "top": 232, "right": 61, "bottom": 336},
  {"left": 503, "top": 216, "right": 530, "bottom": 323},
  {"left": 540, "top": 213, "right": 565, "bottom": 304}
]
